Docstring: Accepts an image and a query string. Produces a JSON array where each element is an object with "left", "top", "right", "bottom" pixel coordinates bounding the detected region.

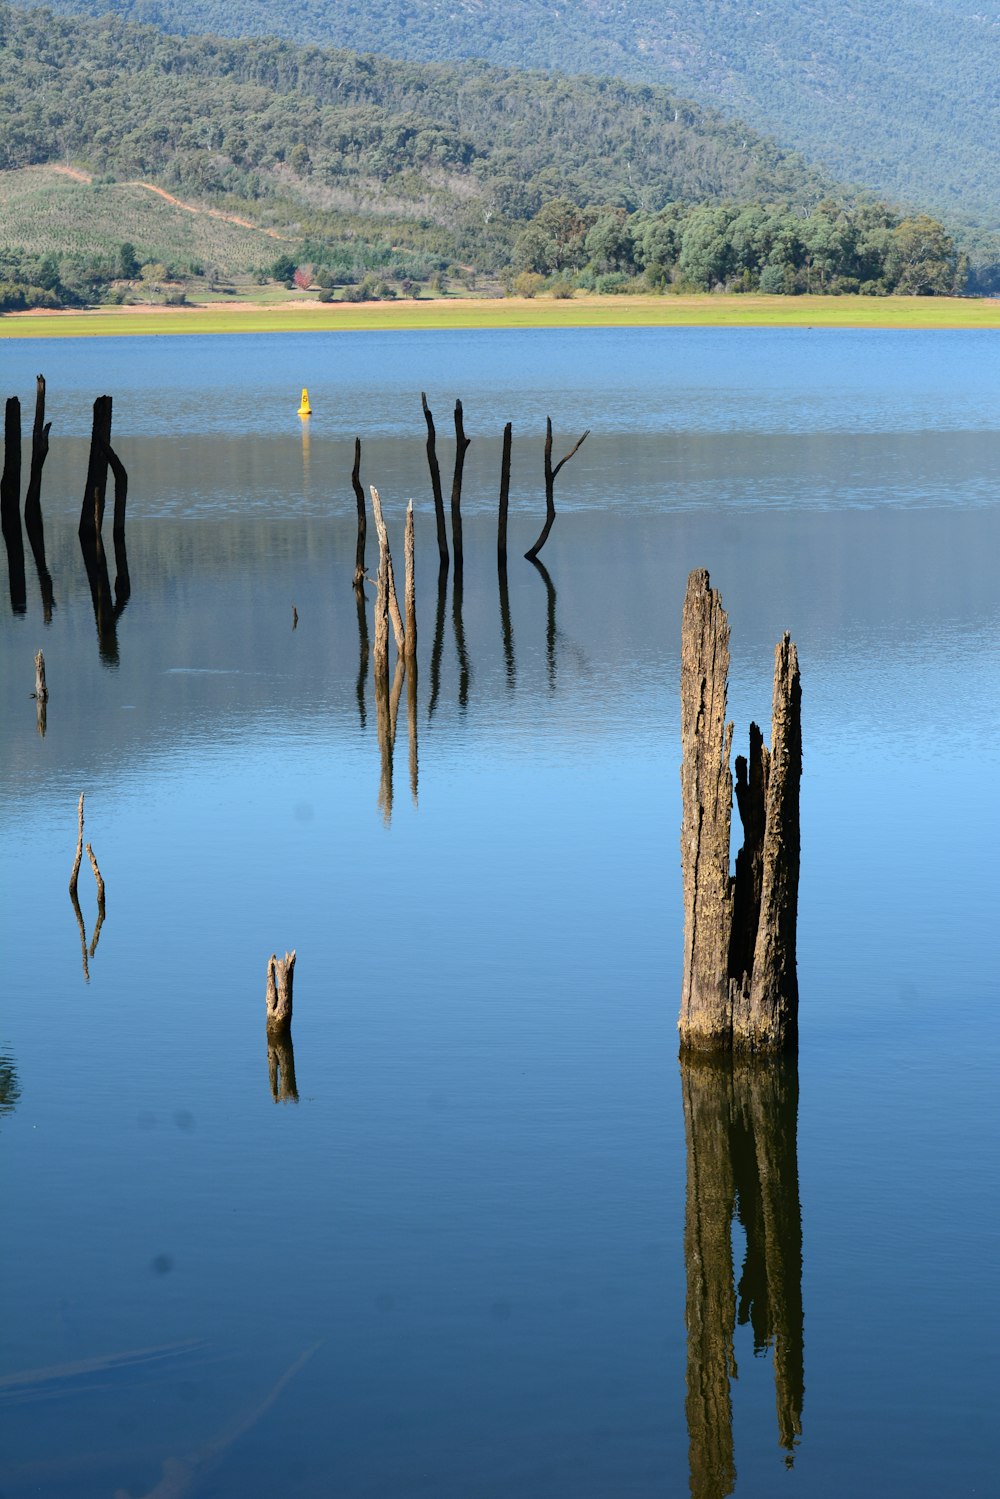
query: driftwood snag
[
  {"left": 351, "top": 437, "right": 367, "bottom": 587},
  {"left": 265, "top": 951, "right": 296, "bottom": 1034},
  {"left": 369, "top": 485, "right": 405, "bottom": 655},
  {"left": 679, "top": 569, "right": 801, "bottom": 1053}
]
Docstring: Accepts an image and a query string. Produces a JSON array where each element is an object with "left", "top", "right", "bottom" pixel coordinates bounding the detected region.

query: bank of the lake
[{"left": 2, "top": 293, "right": 997, "bottom": 338}]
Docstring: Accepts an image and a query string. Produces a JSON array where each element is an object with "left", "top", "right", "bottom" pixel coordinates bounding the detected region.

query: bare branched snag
[
  {"left": 265, "top": 951, "right": 296, "bottom": 1035},
  {"left": 679, "top": 569, "right": 801, "bottom": 1053},
  {"left": 524, "top": 417, "right": 589, "bottom": 562},
  {"left": 420, "top": 392, "right": 449, "bottom": 570}
]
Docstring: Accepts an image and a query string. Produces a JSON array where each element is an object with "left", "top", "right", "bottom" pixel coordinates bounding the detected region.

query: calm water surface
[{"left": 1, "top": 328, "right": 998, "bottom": 1497}]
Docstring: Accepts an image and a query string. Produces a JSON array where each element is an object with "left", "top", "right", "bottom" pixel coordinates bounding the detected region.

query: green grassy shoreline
[{"left": 1, "top": 294, "right": 997, "bottom": 338}]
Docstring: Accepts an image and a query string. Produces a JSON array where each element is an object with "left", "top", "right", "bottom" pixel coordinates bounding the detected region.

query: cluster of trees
[
  {"left": 512, "top": 199, "right": 964, "bottom": 296},
  {"left": 0, "top": 239, "right": 192, "bottom": 309}
]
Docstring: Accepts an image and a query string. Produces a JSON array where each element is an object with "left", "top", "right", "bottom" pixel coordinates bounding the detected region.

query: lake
[{"left": 1, "top": 327, "right": 998, "bottom": 1497}]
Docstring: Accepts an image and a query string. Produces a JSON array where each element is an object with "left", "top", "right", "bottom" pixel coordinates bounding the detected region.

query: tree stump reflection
[{"left": 682, "top": 1055, "right": 803, "bottom": 1499}]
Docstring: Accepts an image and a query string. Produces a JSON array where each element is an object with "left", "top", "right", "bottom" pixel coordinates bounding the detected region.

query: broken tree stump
[
  {"left": 34, "top": 650, "right": 48, "bottom": 703},
  {"left": 679, "top": 569, "right": 801, "bottom": 1053},
  {"left": 265, "top": 951, "right": 296, "bottom": 1034}
]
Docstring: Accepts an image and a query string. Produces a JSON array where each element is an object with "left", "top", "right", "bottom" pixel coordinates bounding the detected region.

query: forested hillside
[
  {"left": 17, "top": 0, "right": 997, "bottom": 234},
  {"left": 0, "top": 5, "right": 975, "bottom": 307}
]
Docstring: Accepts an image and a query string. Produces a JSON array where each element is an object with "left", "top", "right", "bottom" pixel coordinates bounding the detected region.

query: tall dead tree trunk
[
  {"left": 79, "top": 396, "right": 112, "bottom": 542},
  {"left": 497, "top": 421, "right": 512, "bottom": 569},
  {"left": 24, "top": 375, "right": 51, "bottom": 534},
  {"left": 369, "top": 485, "right": 404, "bottom": 655},
  {"left": 679, "top": 569, "right": 801, "bottom": 1054},
  {"left": 524, "top": 417, "right": 589, "bottom": 562},
  {"left": 351, "top": 437, "right": 366, "bottom": 587},
  {"left": 1, "top": 397, "right": 26, "bottom": 614},
  {"left": 24, "top": 376, "right": 54, "bottom": 620},
  {"left": 450, "top": 398, "right": 471, "bottom": 574},
  {"left": 421, "top": 392, "right": 449, "bottom": 571},
  {"left": 404, "top": 498, "right": 417, "bottom": 662}
]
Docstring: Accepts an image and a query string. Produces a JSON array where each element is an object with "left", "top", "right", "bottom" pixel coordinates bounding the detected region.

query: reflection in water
[
  {"left": 428, "top": 562, "right": 447, "bottom": 717},
  {"left": 527, "top": 555, "right": 557, "bottom": 692},
  {"left": 0, "top": 1049, "right": 20, "bottom": 1119},
  {"left": 375, "top": 657, "right": 406, "bottom": 822},
  {"left": 498, "top": 562, "right": 516, "bottom": 687},
  {"left": 406, "top": 658, "right": 419, "bottom": 805},
  {"left": 682, "top": 1055, "right": 803, "bottom": 1499},
  {"left": 354, "top": 583, "right": 369, "bottom": 729},
  {"left": 453, "top": 564, "right": 471, "bottom": 710},
  {"left": 267, "top": 1032, "right": 299, "bottom": 1103}
]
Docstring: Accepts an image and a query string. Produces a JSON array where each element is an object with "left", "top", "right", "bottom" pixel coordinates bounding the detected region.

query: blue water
[{"left": 1, "top": 327, "right": 997, "bottom": 1497}]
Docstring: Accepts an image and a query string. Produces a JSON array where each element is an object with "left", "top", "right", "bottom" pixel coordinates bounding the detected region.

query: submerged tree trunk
[{"left": 679, "top": 569, "right": 801, "bottom": 1054}]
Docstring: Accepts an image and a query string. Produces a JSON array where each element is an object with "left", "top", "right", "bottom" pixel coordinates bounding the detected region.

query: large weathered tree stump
[
  {"left": 265, "top": 951, "right": 296, "bottom": 1034},
  {"left": 79, "top": 395, "right": 113, "bottom": 542},
  {"left": 679, "top": 569, "right": 801, "bottom": 1053}
]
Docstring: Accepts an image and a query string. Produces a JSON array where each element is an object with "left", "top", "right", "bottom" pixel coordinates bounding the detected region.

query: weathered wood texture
[
  {"left": 34, "top": 649, "right": 48, "bottom": 702},
  {"left": 524, "top": 417, "right": 589, "bottom": 561},
  {"left": 404, "top": 499, "right": 417, "bottom": 661},
  {"left": 421, "top": 392, "right": 449, "bottom": 569},
  {"left": 679, "top": 569, "right": 801, "bottom": 1053},
  {"left": 265, "top": 950, "right": 296, "bottom": 1033},
  {"left": 369, "top": 485, "right": 405, "bottom": 654}
]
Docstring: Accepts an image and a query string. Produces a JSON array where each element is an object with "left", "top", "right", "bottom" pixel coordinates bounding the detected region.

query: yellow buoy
[{"left": 297, "top": 387, "right": 312, "bottom": 418}]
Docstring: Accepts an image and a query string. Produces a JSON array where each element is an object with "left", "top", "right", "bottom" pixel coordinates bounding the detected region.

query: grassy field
[{"left": 2, "top": 293, "right": 997, "bottom": 338}]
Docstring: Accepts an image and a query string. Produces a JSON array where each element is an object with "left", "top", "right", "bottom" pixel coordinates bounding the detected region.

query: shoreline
[{"left": 1, "top": 293, "right": 997, "bottom": 337}]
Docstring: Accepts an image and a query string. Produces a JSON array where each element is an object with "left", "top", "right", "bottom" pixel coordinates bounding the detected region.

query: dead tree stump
[
  {"left": 497, "top": 421, "right": 512, "bottom": 569},
  {"left": 265, "top": 951, "right": 296, "bottom": 1034},
  {"left": 679, "top": 569, "right": 801, "bottom": 1053}
]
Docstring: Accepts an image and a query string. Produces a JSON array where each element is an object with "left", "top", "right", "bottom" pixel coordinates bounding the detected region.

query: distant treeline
[{"left": 0, "top": 4, "right": 987, "bottom": 302}]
